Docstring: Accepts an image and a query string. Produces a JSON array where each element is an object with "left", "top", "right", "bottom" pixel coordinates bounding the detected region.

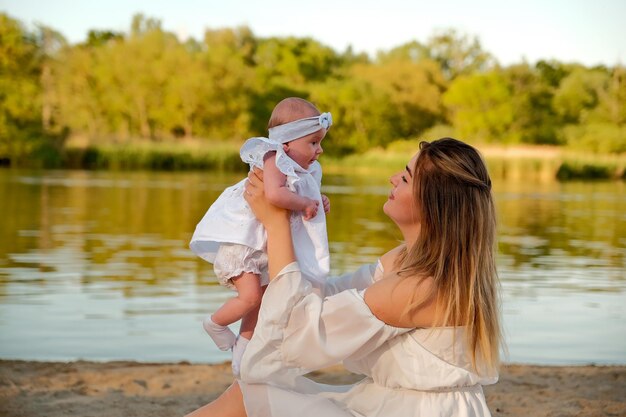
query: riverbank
[
  {"left": 325, "top": 141, "right": 626, "bottom": 181},
  {"left": 0, "top": 360, "right": 624, "bottom": 417},
  {"left": 9, "top": 139, "right": 626, "bottom": 181}
]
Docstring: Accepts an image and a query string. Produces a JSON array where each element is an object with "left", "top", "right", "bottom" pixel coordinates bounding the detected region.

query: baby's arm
[{"left": 263, "top": 153, "right": 319, "bottom": 220}]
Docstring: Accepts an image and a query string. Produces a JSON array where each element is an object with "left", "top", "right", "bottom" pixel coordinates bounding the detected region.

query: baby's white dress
[
  {"left": 189, "top": 138, "right": 330, "bottom": 290},
  {"left": 238, "top": 261, "right": 498, "bottom": 417}
]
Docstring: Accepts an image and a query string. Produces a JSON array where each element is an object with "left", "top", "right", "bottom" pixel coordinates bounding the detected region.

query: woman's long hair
[{"left": 395, "top": 138, "right": 501, "bottom": 373}]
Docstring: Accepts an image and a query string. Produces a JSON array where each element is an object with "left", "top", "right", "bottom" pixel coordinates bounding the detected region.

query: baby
[{"left": 190, "top": 97, "right": 331, "bottom": 374}]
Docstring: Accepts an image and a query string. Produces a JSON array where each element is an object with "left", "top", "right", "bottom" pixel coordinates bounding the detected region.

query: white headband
[{"left": 268, "top": 112, "right": 332, "bottom": 144}]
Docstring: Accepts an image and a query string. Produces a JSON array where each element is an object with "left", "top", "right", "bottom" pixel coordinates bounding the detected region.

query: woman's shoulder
[
  {"left": 379, "top": 244, "right": 405, "bottom": 272},
  {"left": 363, "top": 264, "right": 437, "bottom": 329}
]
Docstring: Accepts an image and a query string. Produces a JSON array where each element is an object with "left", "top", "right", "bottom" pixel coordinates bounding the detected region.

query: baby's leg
[
  {"left": 227, "top": 277, "right": 264, "bottom": 376},
  {"left": 212, "top": 272, "right": 262, "bottom": 326},
  {"left": 230, "top": 285, "right": 267, "bottom": 375},
  {"left": 238, "top": 284, "right": 266, "bottom": 340},
  {"left": 204, "top": 273, "right": 262, "bottom": 352}
]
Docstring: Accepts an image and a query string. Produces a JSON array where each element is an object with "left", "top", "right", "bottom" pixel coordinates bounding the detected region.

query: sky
[{"left": 1, "top": 0, "right": 625, "bottom": 67}]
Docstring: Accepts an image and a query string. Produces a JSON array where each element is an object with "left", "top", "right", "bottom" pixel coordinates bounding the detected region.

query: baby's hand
[
  {"left": 321, "top": 194, "right": 330, "bottom": 213},
  {"left": 302, "top": 198, "right": 320, "bottom": 220}
]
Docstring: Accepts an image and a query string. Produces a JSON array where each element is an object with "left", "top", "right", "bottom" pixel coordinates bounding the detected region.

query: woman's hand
[
  {"left": 244, "top": 168, "right": 295, "bottom": 279},
  {"left": 244, "top": 168, "right": 290, "bottom": 230}
]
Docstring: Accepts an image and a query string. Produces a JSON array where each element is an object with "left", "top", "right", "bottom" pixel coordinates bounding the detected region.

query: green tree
[
  {"left": 0, "top": 14, "right": 48, "bottom": 164},
  {"left": 34, "top": 25, "right": 66, "bottom": 134},
  {"left": 425, "top": 29, "right": 494, "bottom": 80},
  {"left": 254, "top": 36, "right": 339, "bottom": 86},
  {"left": 121, "top": 15, "right": 174, "bottom": 139},
  {"left": 352, "top": 58, "right": 446, "bottom": 139},
  {"left": 53, "top": 42, "right": 103, "bottom": 138},
  {"left": 3, "top": 12, "right": 625, "bottom": 166},
  {"left": 443, "top": 71, "right": 515, "bottom": 143},
  {"left": 536, "top": 60, "right": 570, "bottom": 88},
  {"left": 377, "top": 40, "right": 430, "bottom": 63},
  {"left": 503, "top": 64, "right": 561, "bottom": 144},
  {"left": 591, "top": 66, "right": 626, "bottom": 125},
  {"left": 84, "top": 30, "right": 124, "bottom": 48},
  {"left": 248, "top": 36, "right": 342, "bottom": 135},
  {"left": 557, "top": 66, "right": 626, "bottom": 153},
  {"left": 196, "top": 26, "right": 257, "bottom": 140},
  {"left": 553, "top": 67, "right": 610, "bottom": 124},
  {"left": 310, "top": 76, "right": 396, "bottom": 154},
  {"left": 159, "top": 41, "right": 205, "bottom": 138}
]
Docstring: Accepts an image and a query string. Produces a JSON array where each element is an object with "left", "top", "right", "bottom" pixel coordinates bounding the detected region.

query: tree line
[{"left": 1, "top": 12, "right": 624, "bottom": 167}]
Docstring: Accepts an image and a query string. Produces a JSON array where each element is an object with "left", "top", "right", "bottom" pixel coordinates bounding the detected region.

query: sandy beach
[{"left": 1, "top": 360, "right": 624, "bottom": 417}]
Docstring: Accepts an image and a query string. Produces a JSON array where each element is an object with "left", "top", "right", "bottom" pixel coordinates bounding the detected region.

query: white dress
[
  {"left": 238, "top": 262, "right": 498, "bottom": 417},
  {"left": 189, "top": 138, "right": 330, "bottom": 290}
]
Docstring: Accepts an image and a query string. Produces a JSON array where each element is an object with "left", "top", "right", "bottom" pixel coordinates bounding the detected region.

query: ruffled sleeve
[
  {"left": 240, "top": 137, "right": 306, "bottom": 188},
  {"left": 239, "top": 262, "right": 412, "bottom": 384},
  {"left": 308, "top": 161, "right": 323, "bottom": 188},
  {"left": 323, "top": 263, "right": 377, "bottom": 296}
]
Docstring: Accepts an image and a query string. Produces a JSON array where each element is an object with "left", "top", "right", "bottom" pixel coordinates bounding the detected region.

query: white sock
[
  {"left": 202, "top": 316, "right": 236, "bottom": 351},
  {"left": 231, "top": 335, "right": 250, "bottom": 377}
]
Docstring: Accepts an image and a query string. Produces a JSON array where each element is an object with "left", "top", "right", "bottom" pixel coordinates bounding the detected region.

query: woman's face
[{"left": 383, "top": 153, "right": 420, "bottom": 228}]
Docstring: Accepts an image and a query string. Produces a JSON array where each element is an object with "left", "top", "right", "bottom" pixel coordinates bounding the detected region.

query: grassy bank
[
  {"left": 9, "top": 139, "right": 626, "bottom": 181},
  {"left": 61, "top": 140, "right": 246, "bottom": 172},
  {"left": 325, "top": 141, "right": 626, "bottom": 181}
]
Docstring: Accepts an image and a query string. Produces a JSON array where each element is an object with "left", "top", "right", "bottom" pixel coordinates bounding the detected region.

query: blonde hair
[
  {"left": 396, "top": 137, "right": 501, "bottom": 373},
  {"left": 268, "top": 97, "right": 320, "bottom": 130}
]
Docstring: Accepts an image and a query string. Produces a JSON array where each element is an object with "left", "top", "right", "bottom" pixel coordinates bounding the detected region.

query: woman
[{"left": 186, "top": 138, "right": 502, "bottom": 417}]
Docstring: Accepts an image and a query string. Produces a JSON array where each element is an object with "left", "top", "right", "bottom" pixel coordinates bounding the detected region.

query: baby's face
[{"left": 283, "top": 129, "right": 326, "bottom": 169}]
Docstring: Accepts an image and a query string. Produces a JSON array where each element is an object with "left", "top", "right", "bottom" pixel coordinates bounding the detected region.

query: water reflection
[{"left": 0, "top": 169, "right": 624, "bottom": 364}]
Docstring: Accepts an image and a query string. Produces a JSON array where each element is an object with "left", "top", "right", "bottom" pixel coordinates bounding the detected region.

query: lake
[{"left": 0, "top": 169, "right": 624, "bottom": 365}]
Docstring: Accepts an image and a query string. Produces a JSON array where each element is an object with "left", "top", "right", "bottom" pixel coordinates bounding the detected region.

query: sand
[{"left": 1, "top": 360, "right": 625, "bottom": 417}]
